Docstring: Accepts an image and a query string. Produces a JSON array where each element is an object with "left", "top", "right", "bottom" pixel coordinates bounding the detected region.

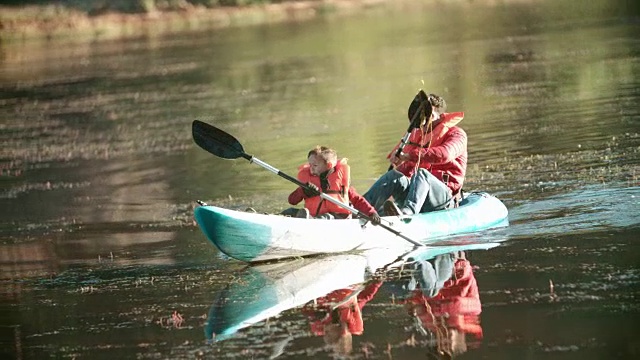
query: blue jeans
[
  {"left": 363, "top": 170, "right": 411, "bottom": 214},
  {"left": 412, "top": 253, "right": 456, "bottom": 297},
  {"left": 364, "top": 168, "right": 452, "bottom": 215},
  {"left": 403, "top": 168, "right": 453, "bottom": 214},
  {"left": 384, "top": 253, "right": 455, "bottom": 298}
]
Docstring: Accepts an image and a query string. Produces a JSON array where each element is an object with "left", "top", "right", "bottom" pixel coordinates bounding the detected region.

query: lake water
[{"left": 1, "top": 0, "right": 639, "bottom": 359}]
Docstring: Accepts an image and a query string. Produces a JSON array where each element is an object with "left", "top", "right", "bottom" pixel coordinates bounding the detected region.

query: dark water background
[{"left": 1, "top": 0, "right": 639, "bottom": 358}]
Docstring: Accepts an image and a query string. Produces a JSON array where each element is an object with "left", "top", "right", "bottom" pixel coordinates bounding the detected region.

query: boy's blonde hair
[{"left": 307, "top": 145, "right": 338, "bottom": 167}]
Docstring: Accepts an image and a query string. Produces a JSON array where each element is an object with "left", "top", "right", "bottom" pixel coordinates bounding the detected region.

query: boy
[{"left": 287, "top": 146, "right": 381, "bottom": 225}]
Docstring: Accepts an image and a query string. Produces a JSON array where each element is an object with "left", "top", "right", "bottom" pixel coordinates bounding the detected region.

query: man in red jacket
[
  {"left": 403, "top": 252, "right": 482, "bottom": 358},
  {"left": 364, "top": 92, "right": 467, "bottom": 216}
]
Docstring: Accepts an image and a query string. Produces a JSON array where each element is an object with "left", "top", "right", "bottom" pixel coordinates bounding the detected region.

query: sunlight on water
[{"left": 507, "top": 185, "right": 640, "bottom": 237}]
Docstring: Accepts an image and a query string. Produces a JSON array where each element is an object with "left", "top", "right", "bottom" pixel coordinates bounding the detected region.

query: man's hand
[
  {"left": 302, "top": 182, "right": 320, "bottom": 197},
  {"left": 390, "top": 152, "right": 409, "bottom": 166},
  {"left": 390, "top": 153, "right": 401, "bottom": 166}
]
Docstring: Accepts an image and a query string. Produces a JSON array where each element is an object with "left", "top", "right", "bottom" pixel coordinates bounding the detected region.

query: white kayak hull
[{"left": 194, "top": 192, "right": 508, "bottom": 262}]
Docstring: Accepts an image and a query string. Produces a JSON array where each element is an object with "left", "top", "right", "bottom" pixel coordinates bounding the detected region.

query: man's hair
[
  {"left": 427, "top": 93, "right": 447, "bottom": 113},
  {"left": 308, "top": 145, "right": 338, "bottom": 165},
  {"left": 407, "top": 91, "right": 447, "bottom": 124}
]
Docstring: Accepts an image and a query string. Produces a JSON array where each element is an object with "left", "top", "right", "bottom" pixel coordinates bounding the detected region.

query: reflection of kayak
[
  {"left": 205, "top": 243, "right": 500, "bottom": 342},
  {"left": 195, "top": 192, "right": 508, "bottom": 262}
]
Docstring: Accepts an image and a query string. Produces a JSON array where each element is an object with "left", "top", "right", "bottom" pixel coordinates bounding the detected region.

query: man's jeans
[
  {"left": 364, "top": 168, "right": 452, "bottom": 214},
  {"left": 411, "top": 253, "right": 456, "bottom": 297},
  {"left": 384, "top": 253, "right": 456, "bottom": 298},
  {"left": 363, "top": 170, "right": 410, "bottom": 214}
]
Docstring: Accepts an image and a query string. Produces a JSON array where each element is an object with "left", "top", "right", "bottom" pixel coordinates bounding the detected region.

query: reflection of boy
[
  {"left": 403, "top": 254, "right": 482, "bottom": 357},
  {"left": 302, "top": 281, "right": 383, "bottom": 355}
]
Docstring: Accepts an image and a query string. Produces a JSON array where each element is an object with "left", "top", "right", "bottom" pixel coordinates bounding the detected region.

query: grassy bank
[{"left": 1, "top": 0, "right": 402, "bottom": 43}]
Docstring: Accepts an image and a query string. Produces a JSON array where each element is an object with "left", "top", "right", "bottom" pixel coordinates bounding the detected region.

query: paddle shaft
[
  {"left": 387, "top": 130, "right": 412, "bottom": 171},
  {"left": 191, "top": 120, "right": 423, "bottom": 247},
  {"left": 248, "top": 156, "right": 424, "bottom": 247},
  {"left": 387, "top": 98, "right": 429, "bottom": 171}
]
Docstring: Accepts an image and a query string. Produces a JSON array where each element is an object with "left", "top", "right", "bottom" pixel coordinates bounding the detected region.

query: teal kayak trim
[
  {"left": 195, "top": 207, "right": 273, "bottom": 262},
  {"left": 194, "top": 192, "right": 508, "bottom": 262}
]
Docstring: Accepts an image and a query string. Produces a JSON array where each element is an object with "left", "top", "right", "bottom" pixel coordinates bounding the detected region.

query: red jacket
[
  {"left": 288, "top": 187, "right": 378, "bottom": 217},
  {"left": 391, "top": 112, "right": 467, "bottom": 195},
  {"left": 302, "top": 281, "right": 382, "bottom": 336},
  {"left": 403, "top": 259, "right": 482, "bottom": 338}
]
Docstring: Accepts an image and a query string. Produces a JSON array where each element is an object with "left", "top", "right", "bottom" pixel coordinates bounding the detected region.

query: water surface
[{"left": 1, "top": 0, "right": 639, "bottom": 358}]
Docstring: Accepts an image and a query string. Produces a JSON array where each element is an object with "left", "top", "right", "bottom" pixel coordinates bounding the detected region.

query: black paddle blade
[
  {"left": 192, "top": 120, "right": 246, "bottom": 160},
  {"left": 407, "top": 90, "right": 432, "bottom": 129}
]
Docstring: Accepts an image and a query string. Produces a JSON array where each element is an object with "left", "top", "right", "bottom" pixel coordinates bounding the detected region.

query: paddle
[
  {"left": 387, "top": 90, "right": 432, "bottom": 171},
  {"left": 192, "top": 120, "right": 424, "bottom": 247}
]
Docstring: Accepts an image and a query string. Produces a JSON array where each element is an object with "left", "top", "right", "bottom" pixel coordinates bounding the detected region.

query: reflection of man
[
  {"left": 302, "top": 280, "right": 383, "bottom": 356},
  {"left": 404, "top": 253, "right": 456, "bottom": 297},
  {"left": 402, "top": 252, "right": 482, "bottom": 358}
]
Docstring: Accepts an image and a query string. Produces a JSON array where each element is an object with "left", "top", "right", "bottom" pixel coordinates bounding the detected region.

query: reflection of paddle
[
  {"left": 192, "top": 120, "right": 423, "bottom": 247},
  {"left": 388, "top": 90, "right": 432, "bottom": 171}
]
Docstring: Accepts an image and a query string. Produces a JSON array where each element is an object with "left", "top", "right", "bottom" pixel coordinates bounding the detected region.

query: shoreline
[
  {"left": 1, "top": 0, "right": 536, "bottom": 44},
  {"left": 1, "top": 0, "right": 405, "bottom": 44}
]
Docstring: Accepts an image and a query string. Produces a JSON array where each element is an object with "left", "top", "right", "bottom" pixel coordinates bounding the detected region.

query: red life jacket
[
  {"left": 403, "top": 258, "right": 483, "bottom": 338},
  {"left": 303, "top": 281, "right": 382, "bottom": 336},
  {"left": 308, "top": 288, "right": 364, "bottom": 335},
  {"left": 297, "top": 158, "right": 351, "bottom": 217},
  {"left": 390, "top": 112, "right": 467, "bottom": 195}
]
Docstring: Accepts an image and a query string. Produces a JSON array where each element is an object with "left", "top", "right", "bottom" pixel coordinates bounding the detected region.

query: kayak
[
  {"left": 205, "top": 243, "right": 500, "bottom": 342},
  {"left": 194, "top": 191, "right": 508, "bottom": 262}
]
